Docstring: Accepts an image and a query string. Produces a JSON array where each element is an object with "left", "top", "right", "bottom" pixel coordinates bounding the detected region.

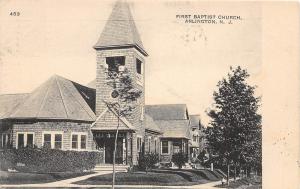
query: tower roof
[{"left": 94, "top": 0, "right": 148, "bottom": 56}]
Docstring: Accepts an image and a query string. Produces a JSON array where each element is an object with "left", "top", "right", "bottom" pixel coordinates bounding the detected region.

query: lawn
[
  {"left": 75, "top": 169, "right": 223, "bottom": 186},
  {"left": 0, "top": 171, "right": 94, "bottom": 184}
]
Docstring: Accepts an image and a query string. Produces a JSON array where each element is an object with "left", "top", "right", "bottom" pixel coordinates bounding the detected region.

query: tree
[
  {"left": 138, "top": 152, "right": 159, "bottom": 173},
  {"left": 205, "top": 66, "right": 261, "bottom": 185},
  {"left": 103, "top": 65, "right": 142, "bottom": 189}
]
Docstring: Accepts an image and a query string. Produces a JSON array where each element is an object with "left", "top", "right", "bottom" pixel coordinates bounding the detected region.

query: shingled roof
[
  {"left": 145, "top": 114, "right": 161, "bottom": 133},
  {"left": 2, "top": 75, "right": 96, "bottom": 122},
  {"left": 155, "top": 120, "right": 190, "bottom": 139},
  {"left": 0, "top": 94, "right": 29, "bottom": 119},
  {"left": 94, "top": 0, "right": 148, "bottom": 56},
  {"left": 145, "top": 104, "right": 189, "bottom": 121}
]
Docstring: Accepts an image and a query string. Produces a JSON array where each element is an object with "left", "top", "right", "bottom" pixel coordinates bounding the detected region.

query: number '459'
[{"left": 10, "top": 12, "right": 20, "bottom": 16}]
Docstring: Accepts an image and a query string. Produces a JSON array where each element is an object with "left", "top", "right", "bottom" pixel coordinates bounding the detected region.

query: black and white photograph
[{"left": 0, "top": 0, "right": 299, "bottom": 188}]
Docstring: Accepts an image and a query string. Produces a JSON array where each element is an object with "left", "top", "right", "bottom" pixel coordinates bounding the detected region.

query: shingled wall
[{"left": 11, "top": 121, "right": 95, "bottom": 150}]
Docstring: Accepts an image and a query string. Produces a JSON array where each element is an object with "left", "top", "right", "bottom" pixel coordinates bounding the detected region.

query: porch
[
  {"left": 93, "top": 131, "right": 134, "bottom": 165},
  {"left": 160, "top": 138, "right": 189, "bottom": 163}
]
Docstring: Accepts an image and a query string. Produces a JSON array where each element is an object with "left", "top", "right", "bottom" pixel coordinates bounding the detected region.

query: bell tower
[{"left": 93, "top": 0, "right": 147, "bottom": 164}]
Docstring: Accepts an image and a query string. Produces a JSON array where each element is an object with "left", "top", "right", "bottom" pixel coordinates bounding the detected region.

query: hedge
[{"left": 0, "top": 147, "right": 103, "bottom": 173}]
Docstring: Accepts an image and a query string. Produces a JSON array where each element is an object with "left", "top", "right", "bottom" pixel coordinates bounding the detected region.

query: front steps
[{"left": 94, "top": 164, "right": 129, "bottom": 172}]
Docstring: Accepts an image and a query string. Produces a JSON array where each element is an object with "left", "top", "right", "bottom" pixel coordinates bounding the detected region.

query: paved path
[{"left": 0, "top": 171, "right": 227, "bottom": 188}]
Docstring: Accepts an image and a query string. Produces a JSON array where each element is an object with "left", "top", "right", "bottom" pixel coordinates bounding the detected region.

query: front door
[
  {"left": 105, "top": 139, "right": 114, "bottom": 164},
  {"left": 104, "top": 138, "right": 123, "bottom": 164}
]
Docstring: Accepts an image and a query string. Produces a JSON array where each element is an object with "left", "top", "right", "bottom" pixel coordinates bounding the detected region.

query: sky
[{"left": 0, "top": 0, "right": 261, "bottom": 125}]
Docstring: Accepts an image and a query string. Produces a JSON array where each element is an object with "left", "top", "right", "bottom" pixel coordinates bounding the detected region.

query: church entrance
[{"left": 94, "top": 132, "right": 127, "bottom": 164}]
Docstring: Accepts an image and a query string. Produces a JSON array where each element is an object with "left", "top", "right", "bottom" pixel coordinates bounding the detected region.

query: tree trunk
[{"left": 227, "top": 163, "right": 230, "bottom": 186}]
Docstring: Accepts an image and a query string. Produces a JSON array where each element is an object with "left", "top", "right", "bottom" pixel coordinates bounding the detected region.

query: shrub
[
  {"left": 0, "top": 149, "right": 16, "bottom": 171},
  {"left": 0, "top": 147, "right": 102, "bottom": 173},
  {"left": 138, "top": 152, "right": 159, "bottom": 172},
  {"left": 172, "top": 152, "right": 187, "bottom": 169}
]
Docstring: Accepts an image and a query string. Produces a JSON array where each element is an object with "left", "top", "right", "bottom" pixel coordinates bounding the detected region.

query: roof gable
[
  {"left": 94, "top": 0, "right": 147, "bottom": 56},
  {"left": 91, "top": 107, "right": 135, "bottom": 131}
]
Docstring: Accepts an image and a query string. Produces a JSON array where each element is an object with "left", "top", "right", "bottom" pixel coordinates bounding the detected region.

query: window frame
[
  {"left": 42, "top": 131, "right": 63, "bottom": 150},
  {"left": 71, "top": 132, "right": 88, "bottom": 150},
  {"left": 16, "top": 132, "right": 35, "bottom": 149}
]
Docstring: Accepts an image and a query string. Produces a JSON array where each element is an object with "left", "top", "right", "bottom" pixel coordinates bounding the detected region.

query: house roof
[
  {"left": 145, "top": 104, "right": 189, "bottom": 121},
  {"left": 0, "top": 94, "right": 29, "bottom": 119},
  {"left": 94, "top": 0, "right": 148, "bottom": 56},
  {"left": 145, "top": 114, "right": 161, "bottom": 133},
  {"left": 2, "top": 75, "right": 96, "bottom": 121},
  {"left": 154, "top": 120, "right": 190, "bottom": 139},
  {"left": 190, "top": 114, "right": 200, "bottom": 128}
]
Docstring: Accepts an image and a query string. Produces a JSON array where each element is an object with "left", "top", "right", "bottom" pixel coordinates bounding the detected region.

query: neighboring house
[
  {"left": 189, "top": 115, "right": 203, "bottom": 159},
  {"left": 145, "top": 104, "right": 191, "bottom": 163},
  {"left": 0, "top": 1, "right": 205, "bottom": 167}
]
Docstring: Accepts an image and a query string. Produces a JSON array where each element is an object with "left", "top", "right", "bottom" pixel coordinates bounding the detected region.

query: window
[
  {"left": 106, "top": 56, "right": 125, "bottom": 72},
  {"left": 137, "top": 137, "right": 142, "bottom": 152},
  {"left": 72, "top": 135, "right": 78, "bottom": 149},
  {"left": 17, "top": 132, "right": 34, "bottom": 149},
  {"left": 43, "top": 134, "right": 51, "bottom": 148},
  {"left": 54, "top": 134, "right": 62, "bottom": 149},
  {"left": 136, "top": 59, "right": 142, "bottom": 74},
  {"left": 18, "top": 133, "right": 24, "bottom": 148},
  {"left": 27, "top": 134, "right": 33, "bottom": 147},
  {"left": 80, "top": 135, "right": 86, "bottom": 149},
  {"left": 71, "top": 133, "right": 87, "bottom": 150},
  {"left": 161, "top": 141, "right": 169, "bottom": 154},
  {"left": 42, "top": 132, "right": 63, "bottom": 149}
]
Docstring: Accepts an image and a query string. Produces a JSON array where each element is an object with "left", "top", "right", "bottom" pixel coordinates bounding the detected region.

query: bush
[
  {"left": 0, "top": 147, "right": 102, "bottom": 173},
  {"left": 138, "top": 152, "right": 159, "bottom": 172},
  {"left": 172, "top": 152, "right": 187, "bottom": 169},
  {"left": 0, "top": 149, "right": 16, "bottom": 170}
]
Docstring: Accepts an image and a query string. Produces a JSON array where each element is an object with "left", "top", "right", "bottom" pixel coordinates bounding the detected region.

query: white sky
[{"left": 0, "top": 0, "right": 261, "bottom": 125}]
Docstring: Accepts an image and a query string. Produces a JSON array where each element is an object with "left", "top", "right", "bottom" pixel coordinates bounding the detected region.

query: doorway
[{"left": 96, "top": 137, "right": 124, "bottom": 164}]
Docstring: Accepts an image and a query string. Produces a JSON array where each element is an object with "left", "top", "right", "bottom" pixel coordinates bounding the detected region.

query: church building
[{"left": 0, "top": 1, "right": 204, "bottom": 167}]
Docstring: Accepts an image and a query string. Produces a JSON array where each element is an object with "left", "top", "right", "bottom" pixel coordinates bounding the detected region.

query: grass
[
  {"left": 215, "top": 176, "right": 262, "bottom": 189},
  {"left": 75, "top": 169, "right": 223, "bottom": 186},
  {"left": 0, "top": 171, "right": 94, "bottom": 184}
]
